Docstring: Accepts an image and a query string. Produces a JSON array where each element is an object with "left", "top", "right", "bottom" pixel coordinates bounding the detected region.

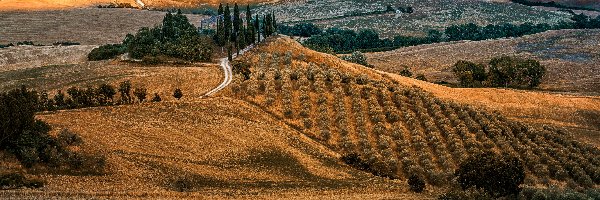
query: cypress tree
[
  {"left": 224, "top": 4, "right": 232, "bottom": 45},
  {"left": 263, "top": 15, "right": 268, "bottom": 37},
  {"left": 239, "top": 26, "right": 246, "bottom": 51},
  {"left": 272, "top": 11, "right": 277, "bottom": 34},
  {"left": 254, "top": 15, "right": 260, "bottom": 42},
  {"left": 246, "top": 5, "right": 254, "bottom": 44},
  {"left": 217, "top": 3, "right": 225, "bottom": 47},
  {"left": 233, "top": 4, "right": 240, "bottom": 46}
]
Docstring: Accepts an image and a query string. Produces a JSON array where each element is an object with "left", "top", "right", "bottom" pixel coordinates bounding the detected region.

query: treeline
[
  {"left": 510, "top": 0, "right": 599, "bottom": 11},
  {"left": 213, "top": 3, "right": 277, "bottom": 60},
  {"left": 301, "top": 14, "right": 600, "bottom": 53},
  {"left": 37, "top": 81, "right": 163, "bottom": 111},
  {"left": 452, "top": 56, "right": 546, "bottom": 89}
]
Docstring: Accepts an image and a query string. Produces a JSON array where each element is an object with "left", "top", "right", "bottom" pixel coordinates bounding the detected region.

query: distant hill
[{"left": 0, "top": 0, "right": 284, "bottom": 10}]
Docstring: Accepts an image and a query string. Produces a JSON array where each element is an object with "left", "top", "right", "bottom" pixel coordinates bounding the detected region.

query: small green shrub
[{"left": 88, "top": 44, "right": 126, "bottom": 61}]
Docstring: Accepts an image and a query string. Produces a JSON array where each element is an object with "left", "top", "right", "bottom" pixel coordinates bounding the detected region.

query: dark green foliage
[
  {"left": 415, "top": 74, "right": 428, "bottom": 81},
  {"left": 408, "top": 174, "right": 426, "bottom": 193},
  {"left": 452, "top": 60, "right": 487, "bottom": 87},
  {"left": 124, "top": 12, "right": 213, "bottom": 62},
  {"left": 52, "top": 41, "right": 80, "bottom": 46},
  {"left": 278, "top": 23, "right": 322, "bottom": 37},
  {"left": 303, "top": 16, "right": 600, "bottom": 54},
  {"left": 399, "top": 67, "right": 413, "bottom": 77},
  {"left": 510, "top": 0, "right": 599, "bottom": 12},
  {"left": 16, "top": 41, "right": 34, "bottom": 46},
  {"left": 118, "top": 81, "right": 132, "bottom": 104},
  {"left": 173, "top": 88, "right": 183, "bottom": 100},
  {"left": 342, "top": 51, "right": 373, "bottom": 67},
  {"left": 151, "top": 93, "right": 162, "bottom": 102},
  {"left": 0, "top": 173, "right": 44, "bottom": 189},
  {"left": 96, "top": 83, "right": 116, "bottom": 106},
  {"left": 455, "top": 152, "right": 525, "bottom": 197},
  {"left": 224, "top": 4, "right": 232, "bottom": 44},
  {"left": 133, "top": 87, "right": 147, "bottom": 103},
  {"left": 488, "top": 56, "right": 546, "bottom": 88}
]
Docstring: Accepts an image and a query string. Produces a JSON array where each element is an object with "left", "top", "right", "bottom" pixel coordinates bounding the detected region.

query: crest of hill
[{"left": 227, "top": 36, "right": 599, "bottom": 188}]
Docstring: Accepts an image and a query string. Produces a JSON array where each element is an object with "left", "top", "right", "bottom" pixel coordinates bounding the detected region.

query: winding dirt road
[{"left": 203, "top": 45, "right": 254, "bottom": 97}]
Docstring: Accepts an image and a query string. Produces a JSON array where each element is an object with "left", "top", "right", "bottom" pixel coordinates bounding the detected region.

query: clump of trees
[
  {"left": 454, "top": 151, "right": 525, "bottom": 198},
  {"left": 452, "top": 56, "right": 546, "bottom": 89},
  {"left": 214, "top": 4, "right": 278, "bottom": 60},
  {"left": 0, "top": 86, "right": 106, "bottom": 175},
  {"left": 341, "top": 51, "right": 373, "bottom": 68},
  {"left": 124, "top": 10, "right": 214, "bottom": 62},
  {"left": 278, "top": 23, "right": 322, "bottom": 37},
  {"left": 89, "top": 11, "right": 214, "bottom": 62}
]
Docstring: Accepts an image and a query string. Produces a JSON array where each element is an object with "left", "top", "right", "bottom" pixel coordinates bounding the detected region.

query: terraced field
[{"left": 254, "top": 0, "right": 572, "bottom": 37}]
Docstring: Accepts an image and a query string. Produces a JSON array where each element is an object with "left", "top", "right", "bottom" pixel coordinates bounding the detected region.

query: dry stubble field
[{"left": 0, "top": 8, "right": 206, "bottom": 45}]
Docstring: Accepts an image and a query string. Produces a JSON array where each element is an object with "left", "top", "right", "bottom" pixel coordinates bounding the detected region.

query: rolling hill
[{"left": 225, "top": 36, "right": 599, "bottom": 189}]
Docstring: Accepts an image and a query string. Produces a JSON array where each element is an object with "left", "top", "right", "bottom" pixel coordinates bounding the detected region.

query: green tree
[
  {"left": 233, "top": 3, "right": 241, "bottom": 53},
  {"left": 97, "top": 83, "right": 116, "bottom": 105},
  {"left": 224, "top": 4, "right": 232, "bottom": 44},
  {"left": 455, "top": 151, "right": 525, "bottom": 198},
  {"left": 216, "top": 3, "right": 226, "bottom": 47},
  {"left": 118, "top": 81, "right": 132, "bottom": 104},
  {"left": 245, "top": 5, "right": 254, "bottom": 45},
  {"left": 452, "top": 60, "right": 487, "bottom": 87},
  {"left": 133, "top": 87, "right": 147, "bottom": 103},
  {"left": 173, "top": 88, "right": 183, "bottom": 100},
  {"left": 488, "top": 56, "right": 545, "bottom": 88},
  {"left": 254, "top": 15, "right": 260, "bottom": 42},
  {"left": 342, "top": 51, "right": 372, "bottom": 67}
]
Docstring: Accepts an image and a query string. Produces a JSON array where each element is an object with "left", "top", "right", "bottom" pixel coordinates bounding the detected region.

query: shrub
[
  {"left": 455, "top": 151, "right": 525, "bottom": 197},
  {"left": 118, "top": 81, "right": 132, "bottom": 104},
  {"left": 342, "top": 51, "right": 373, "bottom": 67},
  {"left": 415, "top": 74, "right": 428, "bottom": 81},
  {"left": 399, "top": 67, "right": 413, "bottom": 77},
  {"left": 173, "top": 88, "right": 183, "bottom": 100},
  {"left": 408, "top": 174, "right": 426, "bottom": 193},
  {"left": 133, "top": 87, "right": 148, "bottom": 103},
  {"left": 87, "top": 44, "right": 126, "bottom": 61},
  {"left": 151, "top": 93, "right": 162, "bottom": 102}
]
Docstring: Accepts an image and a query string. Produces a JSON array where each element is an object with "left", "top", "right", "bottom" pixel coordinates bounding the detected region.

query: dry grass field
[
  {"left": 0, "top": 8, "right": 206, "bottom": 45},
  {"left": 366, "top": 29, "right": 600, "bottom": 95},
  {"left": 1, "top": 99, "right": 432, "bottom": 198}
]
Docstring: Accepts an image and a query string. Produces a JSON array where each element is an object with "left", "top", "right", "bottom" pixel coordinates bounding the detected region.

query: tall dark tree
[
  {"left": 254, "top": 15, "right": 260, "bottom": 42},
  {"left": 223, "top": 4, "right": 232, "bottom": 45},
  {"left": 233, "top": 3, "right": 241, "bottom": 53},
  {"left": 216, "top": 3, "right": 226, "bottom": 48},
  {"left": 239, "top": 26, "right": 247, "bottom": 51},
  {"left": 246, "top": 5, "right": 254, "bottom": 44},
  {"left": 272, "top": 11, "right": 277, "bottom": 34}
]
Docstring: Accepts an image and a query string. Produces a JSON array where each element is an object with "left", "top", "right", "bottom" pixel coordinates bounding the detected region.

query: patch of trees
[
  {"left": 278, "top": 23, "right": 322, "bottom": 37},
  {"left": 453, "top": 151, "right": 525, "bottom": 198},
  {"left": 452, "top": 56, "right": 546, "bottom": 89},
  {"left": 214, "top": 3, "right": 277, "bottom": 60},
  {"left": 52, "top": 41, "right": 80, "bottom": 46},
  {"left": 303, "top": 13, "right": 600, "bottom": 54},
  {"left": 341, "top": 51, "right": 373, "bottom": 68},
  {"left": 0, "top": 86, "right": 106, "bottom": 176},
  {"left": 124, "top": 10, "right": 214, "bottom": 62},
  {"left": 88, "top": 44, "right": 126, "bottom": 61},
  {"left": 510, "top": 0, "right": 599, "bottom": 12}
]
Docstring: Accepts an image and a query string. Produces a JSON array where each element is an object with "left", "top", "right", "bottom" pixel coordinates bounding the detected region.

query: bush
[
  {"left": 133, "top": 87, "right": 147, "bottom": 103},
  {"left": 454, "top": 151, "right": 525, "bottom": 197},
  {"left": 173, "top": 88, "right": 183, "bottom": 100},
  {"left": 53, "top": 41, "right": 80, "bottom": 46},
  {"left": 408, "top": 174, "right": 426, "bottom": 193},
  {"left": 151, "top": 93, "right": 162, "bottom": 102},
  {"left": 342, "top": 51, "right": 373, "bottom": 67},
  {"left": 415, "top": 74, "right": 428, "bottom": 81},
  {"left": 87, "top": 44, "right": 126, "bottom": 61},
  {"left": 399, "top": 67, "right": 413, "bottom": 77},
  {"left": 0, "top": 173, "right": 44, "bottom": 189}
]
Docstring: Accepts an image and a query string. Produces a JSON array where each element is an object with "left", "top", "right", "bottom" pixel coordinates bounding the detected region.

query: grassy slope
[
  {"left": 366, "top": 29, "right": 600, "bottom": 95},
  {"left": 0, "top": 8, "right": 206, "bottom": 45}
]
